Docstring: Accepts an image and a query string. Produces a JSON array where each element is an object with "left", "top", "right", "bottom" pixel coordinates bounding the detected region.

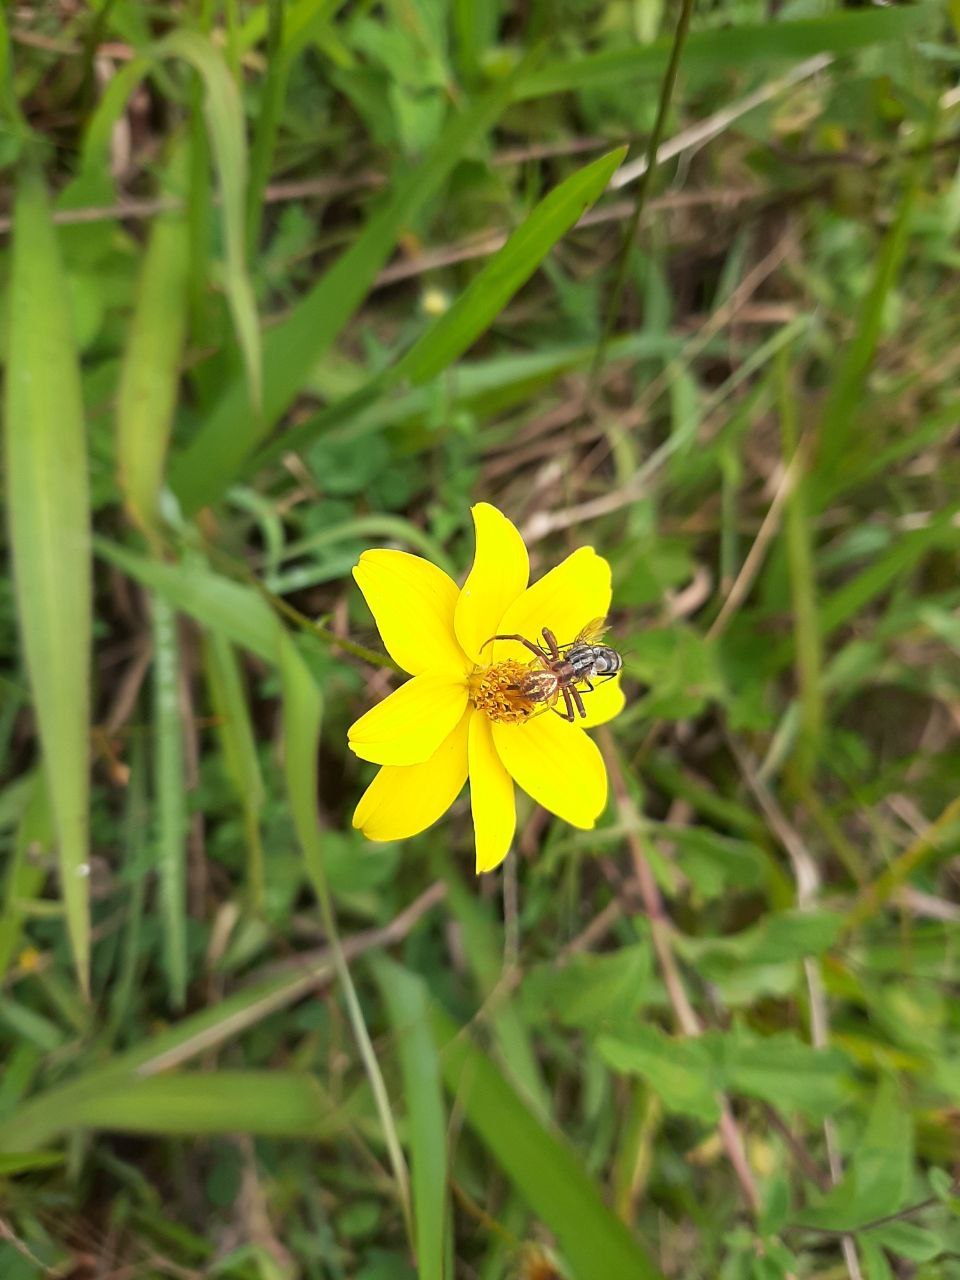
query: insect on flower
[{"left": 481, "top": 617, "right": 622, "bottom": 722}]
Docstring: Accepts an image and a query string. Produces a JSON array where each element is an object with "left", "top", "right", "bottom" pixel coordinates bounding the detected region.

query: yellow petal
[
  {"left": 468, "top": 712, "right": 516, "bottom": 873},
  {"left": 353, "top": 549, "right": 467, "bottom": 676},
  {"left": 353, "top": 709, "right": 471, "bottom": 841},
  {"left": 348, "top": 672, "right": 469, "bottom": 765},
  {"left": 578, "top": 674, "right": 625, "bottom": 728},
  {"left": 492, "top": 546, "right": 612, "bottom": 665},
  {"left": 492, "top": 713, "right": 607, "bottom": 830},
  {"left": 454, "top": 503, "right": 529, "bottom": 664}
]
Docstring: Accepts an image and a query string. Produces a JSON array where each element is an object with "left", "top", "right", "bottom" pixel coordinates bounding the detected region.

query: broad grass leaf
[
  {"left": 6, "top": 1072, "right": 347, "bottom": 1139},
  {"left": 373, "top": 960, "right": 447, "bottom": 1280},
  {"left": 4, "top": 164, "right": 92, "bottom": 993},
  {"left": 395, "top": 147, "right": 626, "bottom": 385},
  {"left": 432, "top": 1005, "right": 665, "bottom": 1280}
]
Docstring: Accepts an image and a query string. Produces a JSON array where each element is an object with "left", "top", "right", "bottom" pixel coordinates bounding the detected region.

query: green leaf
[
  {"left": 374, "top": 960, "right": 448, "bottom": 1280},
  {"left": 395, "top": 147, "right": 626, "bottom": 384},
  {"left": 796, "top": 1077, "right": 912, "bottom": 1230},
  {"left": 116, "top": 141, "right": 190, "bottom": 538},
  {"left": 432, "top": 1005, "right": 665, "bottom": 1280},
  {"left": 520, "top": 944, "right": 657, "bottom": 1031},
  {"left": 169, "top": 74, "right": 517, "bottom": 513},
  {"left": 867, "top": 1223, "right": 942, "bottom": 1264},
  {"left": 597, "top": 1027, "right": 720, "bottom": 1123},
  {"left": 4, "top": 163, "right": 92, "bottom": 994},
  {"left": 718, "top": 1030, "right": 850, "bottom": 1119}
]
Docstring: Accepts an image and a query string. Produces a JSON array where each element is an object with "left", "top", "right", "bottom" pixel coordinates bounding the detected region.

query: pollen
[{"left": 468, "top": 661, "right": 536, "bottom": 724}]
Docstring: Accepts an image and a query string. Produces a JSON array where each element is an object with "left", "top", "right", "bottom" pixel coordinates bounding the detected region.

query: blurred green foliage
[{"left": 1, "top": 1, "right": 960, "bottom": 1278}]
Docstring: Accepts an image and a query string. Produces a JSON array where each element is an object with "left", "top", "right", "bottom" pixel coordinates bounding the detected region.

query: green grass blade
[
  {"left": 116, "top": 142, "right": 190, "bottom": 541},
  {"left": 514, "top": 8, "right": 930, "bottom": 99},
  {"left": 153, "top": 29, "right": 261, "bottom": 411},
  {"left": 432, "top": 1005, "right": 664, "bottom": 1280},
  {"left": 204, "top": 633, "right": 265, "bottom": 908},
  {"left": 169, "top": 73, "right": 517, "bottom": 514},
  {"left": 396, "top": 147, "right": 626, "bottom": 385},
  {"left": 4, "top": 164, "right": 93, "bottom": 995},
  {"left": 373, "top": 959, "right": 448, "bottom": 1280},
  {"left": 0, "top": 1072, "right": 350, "bottom": 1149},
  {"left": 152, "top": 594, "right": 187, "bottom": 1010},
  {"left": 95, "top": 540, "right": 280, "bottom": 662}
]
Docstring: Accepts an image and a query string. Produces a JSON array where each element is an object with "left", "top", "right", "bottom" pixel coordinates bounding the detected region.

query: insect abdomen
[{"left": 592, "top": 647, "right": 622, "bottom": 675}]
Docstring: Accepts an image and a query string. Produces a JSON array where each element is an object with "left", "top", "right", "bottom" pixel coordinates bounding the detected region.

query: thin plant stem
[{"left": 590, "top": 0, "right": 697, "bottom": 391}]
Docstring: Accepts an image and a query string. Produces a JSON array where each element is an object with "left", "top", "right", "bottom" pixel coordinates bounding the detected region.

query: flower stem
[{"left": 590, "top": 0, "right": 697, "bottom": 391}]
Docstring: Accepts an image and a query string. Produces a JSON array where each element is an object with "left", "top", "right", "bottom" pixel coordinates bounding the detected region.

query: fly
[{"left": 481, "top": 617, "right": 622, "bottom": 723}]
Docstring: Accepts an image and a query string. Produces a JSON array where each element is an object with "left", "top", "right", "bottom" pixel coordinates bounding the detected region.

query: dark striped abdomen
[{"left": 567, "top": 644, "right": 622, "bottom": 679}]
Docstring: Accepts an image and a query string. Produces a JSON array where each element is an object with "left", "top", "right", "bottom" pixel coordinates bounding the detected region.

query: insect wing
[{"left": 574, "top": 616, "right": 609, "bottom": 646}]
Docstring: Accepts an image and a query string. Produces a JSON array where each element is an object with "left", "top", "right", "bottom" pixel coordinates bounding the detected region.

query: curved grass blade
[
  {"left": 116, "top": 141, "right": 190, "bottom": 541},
  {"left": 154, "top": 29, "right": 260, "bottom": 412},
  {"left": 395, "top": 146, "right": 626, "bottom": 385},
  {"left": 373, "top": 958, "right": 448, "bottom": 1280},
  {"left": 4, "top": 164, "right": 93, "bottom": 995},
  {"left": 432, "top": 1005, "right": 664, "bottom": 1280}
]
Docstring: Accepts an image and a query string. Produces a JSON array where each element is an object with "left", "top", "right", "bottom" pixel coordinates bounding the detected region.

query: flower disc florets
[{"left": 468, "top": 661, "right": 536, "bottom": 724}]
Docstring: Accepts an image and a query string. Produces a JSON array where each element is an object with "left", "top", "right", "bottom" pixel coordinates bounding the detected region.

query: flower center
[{"left": 468, "top": 660, "right": 537, "bottom": 724}]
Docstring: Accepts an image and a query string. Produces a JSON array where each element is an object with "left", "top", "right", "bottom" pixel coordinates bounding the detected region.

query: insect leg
[
  {"left": 581, "top": 677, "right": 595, "bottom": 693},
  {"left": 481, "top": 633, "right": 550, "bottom": 660},
  {"left": 552, "top": 686, "right": 576, "bottom": 722},
  {"left": 570, "top": 685, "right": 587, "bottom": 718},
  {"left": 540, "top": 628, "right": 562, "bottom": 660}
]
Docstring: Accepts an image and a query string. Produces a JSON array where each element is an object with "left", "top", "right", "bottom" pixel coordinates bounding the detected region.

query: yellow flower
[{"left": 347, "top": 503, "right": 625, "bottom": 872}]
